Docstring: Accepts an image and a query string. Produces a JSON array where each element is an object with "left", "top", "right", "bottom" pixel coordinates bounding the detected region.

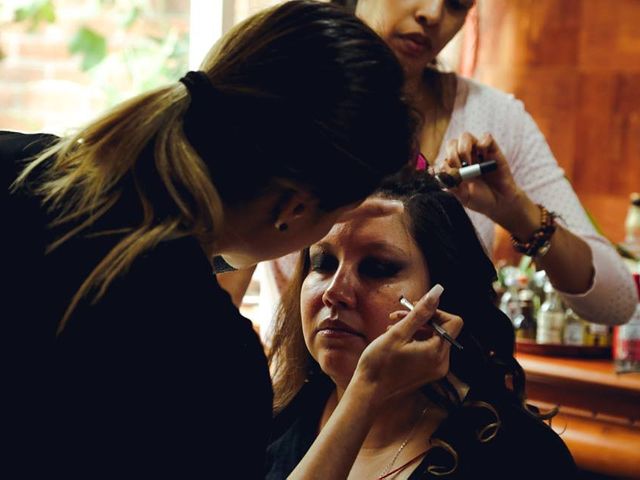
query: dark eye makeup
[{"left": 309, "top": 250, "right": 405, "bottom": 280}]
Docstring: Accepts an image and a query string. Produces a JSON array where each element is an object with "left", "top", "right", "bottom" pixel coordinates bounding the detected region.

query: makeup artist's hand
[
  {"left": 442, "top": 132, "right": 532, "bottom": 231},
  {"left": 350, "top": 284, "right": 463, "bottom": 410}
]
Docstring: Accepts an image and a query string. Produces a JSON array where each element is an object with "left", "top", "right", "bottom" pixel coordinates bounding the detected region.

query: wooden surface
[
  {"left": 473, "top": 0, "right": 640, "bottom": 246},
  {"left": 516, "top": 352, "right": 640, "bottom": 478}
]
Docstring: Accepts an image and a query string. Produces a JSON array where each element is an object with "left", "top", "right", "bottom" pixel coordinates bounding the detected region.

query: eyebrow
[
  {"left": 364, "top": 241, "right": 409, "bottom": 257},
  {"left": 311, "top": 241, "right": 409, "bottom": 258}
]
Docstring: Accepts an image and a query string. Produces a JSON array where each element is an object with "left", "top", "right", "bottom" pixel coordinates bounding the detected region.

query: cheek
[
  {"left": 439, "top": 18, "right": 466, "bottom": 47},
  {"left": 300, "top": 279, "right": 326, "bottom": 344},
  {"left": 362, "top": 283, "right": 403, "bottom": 338}
]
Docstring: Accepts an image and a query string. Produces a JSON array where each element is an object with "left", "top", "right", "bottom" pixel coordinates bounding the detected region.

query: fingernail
[{"left": 425, "top": 284, "right": 444, "bottom": 303}]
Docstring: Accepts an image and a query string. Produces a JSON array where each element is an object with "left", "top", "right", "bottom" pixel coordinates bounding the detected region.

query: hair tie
[
  {"left": 179, "top": 70, "right": 218, "bottom": 100},
  {"left": 179, "top": 71, "right": 222, "bottom": 162}
]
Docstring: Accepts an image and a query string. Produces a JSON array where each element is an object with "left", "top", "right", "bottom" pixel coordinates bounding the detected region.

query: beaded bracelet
[{"left": 510, "top": 204, "right": 557, "bottom": 258}]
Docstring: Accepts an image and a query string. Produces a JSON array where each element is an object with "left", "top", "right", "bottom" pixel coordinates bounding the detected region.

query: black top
[
  {"left": 3, "top": 131, "right": 273, "bottom": 478},
  {"left": 266, "top": 377, "right": 577, "bottom": 480}
]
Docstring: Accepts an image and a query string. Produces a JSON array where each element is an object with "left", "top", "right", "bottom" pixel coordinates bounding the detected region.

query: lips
[
  {"left": 317, "top": 319, "right": 365, "bottom": 339},
  {"left": 394, "top": 32, "right": 432, "bottom": 57}
]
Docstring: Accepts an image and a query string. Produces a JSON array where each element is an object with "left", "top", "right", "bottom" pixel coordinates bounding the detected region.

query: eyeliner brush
[{"left": 398, "top": 295, "right": 463, "bottom": 350}]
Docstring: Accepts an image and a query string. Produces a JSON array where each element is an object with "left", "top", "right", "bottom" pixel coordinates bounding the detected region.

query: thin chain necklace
[{"left": 377, "top": 407, "right": 428, "bottom": 480}]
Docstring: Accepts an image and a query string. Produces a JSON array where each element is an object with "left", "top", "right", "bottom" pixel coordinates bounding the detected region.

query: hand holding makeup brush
[{"left": 351, "top": 284, "right": 463, "bottom": 408}]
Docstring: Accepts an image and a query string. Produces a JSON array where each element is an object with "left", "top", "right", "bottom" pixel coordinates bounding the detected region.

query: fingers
[
  {"left": 391, "top": 284, "right": 444, "bottom": 340},
  {"left": 431, "top": 309, "right": 464, "bottom": 341},
  {"left": 445, "top": 132, "right": 477, "bottom": 169},
  {"left": 406, "top": 310, "right": 463, "bottom": 377},
  {"left": 445, "top": 138, "right": 461, "bottom": 169},
  {"left": 457, "top": 132, "right": 475, "bottom": 167},
  {"left": 388, "top": 310, "right": 408, "bottom": 324},
  {"left": 477, "top": 132, "right": 509, "bottom": 170}
]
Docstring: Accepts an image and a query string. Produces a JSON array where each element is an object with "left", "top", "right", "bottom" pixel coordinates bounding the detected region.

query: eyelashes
[
  {"left": 310, "top": 252, "right": 337, "bottom": 273},
  {"left": 448, "top": 0, "right": 475, "bottom": 11},
  {"left": 309, "top": 252, "right": 404, "bottom": 280},
  {"left": 359, "top": 258, "right": 403, "bottom": 279}
]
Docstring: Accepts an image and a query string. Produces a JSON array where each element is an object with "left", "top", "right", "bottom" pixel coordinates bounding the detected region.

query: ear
[{"left": 273, "top": 185, "right": 317, "bottom": 231}]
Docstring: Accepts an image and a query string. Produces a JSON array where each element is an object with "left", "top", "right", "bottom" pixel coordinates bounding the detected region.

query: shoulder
[
  {"left": 498, "top": 403, "right": 577, "bottom": 477},
  {"left": 267, "top": 379, "right": 332, "bottom": 479},
  {"left": 0, "top": 131, "right": 58, "bottom": 173},
  {"left": 456, "top": 76, "right": 521, "bottom": 110},
  {"left": 0, "top": 130, "right": 58, "bottom": 158},
  {"left": 452, "top": 76, "right": 538, "bottom": 160},
  {"left": 1, "top": 131, "right": 58, "bottom": 188},
  {"left": 418, "top": 396, "right": 576, "bottom": 479},
  {"left": 454, "top": 75, "right": 529, "bottom": 128},
  {"left": 60, "top": 236, "right": 246, "bottom": 352}
]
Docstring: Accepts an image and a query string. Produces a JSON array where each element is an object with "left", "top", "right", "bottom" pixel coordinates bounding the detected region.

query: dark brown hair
[{"left": 15, "top": 0, "right": 417, "bottom": 332}]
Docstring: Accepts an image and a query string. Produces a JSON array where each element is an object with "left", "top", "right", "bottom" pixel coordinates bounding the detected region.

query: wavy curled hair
[
  {"left": 13, "top": 0, "right": 417, "bottom": 333},
  {"left": 269, "top": 170, "right": 553, "bottom": 473}
]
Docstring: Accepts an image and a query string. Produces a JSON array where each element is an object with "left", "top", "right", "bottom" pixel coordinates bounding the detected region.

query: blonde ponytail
[{"left": 14, "top": 83, "right": 225, "bottom": 333}]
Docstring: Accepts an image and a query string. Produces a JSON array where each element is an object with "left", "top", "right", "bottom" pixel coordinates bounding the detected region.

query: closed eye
[
  {"left": 359, "top": 258, "right": 403, "bottom": 279},
  {"left": 309, "top": 251, "right": 338, "bottom": 273},
  {"left": 448, "top": 0, "right": 475, "bottom": 11}
]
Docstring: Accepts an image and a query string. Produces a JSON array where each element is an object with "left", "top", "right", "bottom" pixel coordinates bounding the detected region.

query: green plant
[{"left": 8, "top": 0, "right": 188, "bottom": 106}]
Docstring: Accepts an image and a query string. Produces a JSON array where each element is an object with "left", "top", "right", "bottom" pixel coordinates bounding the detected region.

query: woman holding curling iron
[{"left": 330, "top": 0, "right": 636, "bottom": 325}]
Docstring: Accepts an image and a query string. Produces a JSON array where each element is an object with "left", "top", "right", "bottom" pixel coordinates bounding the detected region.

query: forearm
[
  {"left": 535, "top": 225, "right": 594, "bottom": 293},
  {"left": 288, "top": 378, "right": 378, "bottom": 480},
  {"left": 499, "top": 191, "right": 594, "bottom": 294}
]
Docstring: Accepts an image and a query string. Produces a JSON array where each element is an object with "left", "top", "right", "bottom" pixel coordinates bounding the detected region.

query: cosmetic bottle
[{"left": 537, "top": 280, "right": 565, "bottom": 344}]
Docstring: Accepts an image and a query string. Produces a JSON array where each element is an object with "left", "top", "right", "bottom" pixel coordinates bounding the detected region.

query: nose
[
  {"left": 416, "top": 0, "right": 445, "bottom": 26},
  {"left": 322, "top": 266, "right": 356, "bottom": 310}
]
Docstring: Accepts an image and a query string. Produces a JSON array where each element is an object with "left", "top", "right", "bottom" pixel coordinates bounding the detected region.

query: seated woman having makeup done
[{"left": 266, "top": 171, "right": 577, "bottom": 479}]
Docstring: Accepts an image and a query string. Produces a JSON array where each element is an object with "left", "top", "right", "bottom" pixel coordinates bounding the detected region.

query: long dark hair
[
  {"left": 270, "top": 170, "right": 538, "bottom": 422},
  {"left": 15, "top": 0, "right": 416, "bottom": 332}
]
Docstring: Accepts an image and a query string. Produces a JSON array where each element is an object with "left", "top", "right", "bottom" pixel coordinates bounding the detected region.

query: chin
[
  {"left": 219, "top": 253, "right": 257, "bottom": 270},
  {"left": 319, "top": 354, "right": 357, "bottom": 385}
]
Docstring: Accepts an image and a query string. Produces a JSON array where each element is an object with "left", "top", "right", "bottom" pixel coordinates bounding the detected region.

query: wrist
[
  {"left": 347, "top": 372, "right": 385, "bottom": 414},
  {"left": 497, "top": 190, "right": 540, "bottom": 239},
  {"left": 510, "top": 204, "right": 558, "bottom": 258}
]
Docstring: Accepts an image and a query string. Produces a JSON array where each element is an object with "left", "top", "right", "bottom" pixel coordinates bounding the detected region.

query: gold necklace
[{"left": 377, "top": 407, "right": 428, "bottom": 479}]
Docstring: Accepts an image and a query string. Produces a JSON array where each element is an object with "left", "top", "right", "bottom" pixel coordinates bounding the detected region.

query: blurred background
[
  {"left": 2, "top": 2, "right": 639, "bottom": 478},
  {"left": 1, "top": 0, "right": 637, "bottom": 243}
]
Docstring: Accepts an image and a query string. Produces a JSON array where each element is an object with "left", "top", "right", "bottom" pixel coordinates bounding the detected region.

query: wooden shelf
[{"left": 516, "top": 353, "right": 640, "bottom": 478}]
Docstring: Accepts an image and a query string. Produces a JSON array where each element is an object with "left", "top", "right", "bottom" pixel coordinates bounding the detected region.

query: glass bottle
[
  {"left": 587, "top": 323, "right": 612, "bottom": 347},
  {"left": 624, "top": 192, "right": 640, "bottom": 259},
  {"left": 563, "top": 308, "right": 587, "bottom": 346},
  {"left": 499, "top": 271, "right": 521, "bottom": 324},
  {"left": 536, "top": 280, "right": 565, "bottom": 344},
  {"left": 514, "top": 275, "right": 537, "bottom": 341},
  {"left": 614, "top": 273, "right": 640, "bottom": 373}
]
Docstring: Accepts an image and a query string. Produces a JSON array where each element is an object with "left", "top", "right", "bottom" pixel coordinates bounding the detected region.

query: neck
[{"left": 404, "top": 69, "right": 443, "bottom": 113}]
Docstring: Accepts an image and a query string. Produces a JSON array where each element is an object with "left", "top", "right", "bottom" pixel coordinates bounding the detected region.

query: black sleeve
[{"left": 500, "top": 405, "right": 578, "bottom": 480}]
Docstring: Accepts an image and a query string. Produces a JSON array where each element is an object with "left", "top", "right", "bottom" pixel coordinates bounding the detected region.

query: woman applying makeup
[
  {"left": 2, "top": 2, "right": 440, "bottom": 477},
  {"left": 331, "top": 0, "right": 636, "bottom": 326},
  {"left": 266, "top": 172, "right": 576, "bottom": 479}
]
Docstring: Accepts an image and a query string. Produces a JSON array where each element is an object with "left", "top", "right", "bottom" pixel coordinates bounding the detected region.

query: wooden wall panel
[{"left": 473, "top": 0, "right": 640, "bottom": 244}]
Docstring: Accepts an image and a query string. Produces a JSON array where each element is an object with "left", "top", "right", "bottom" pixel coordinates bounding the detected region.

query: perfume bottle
[
  {"left": 613, "top": 273, "right": 640, "bottom": 373},
  {"left": 563, "top": 308, "right": 587, "bottom": 346},
  {"left": 536, "top": 280, "right": 565, "bottom": 344}
]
